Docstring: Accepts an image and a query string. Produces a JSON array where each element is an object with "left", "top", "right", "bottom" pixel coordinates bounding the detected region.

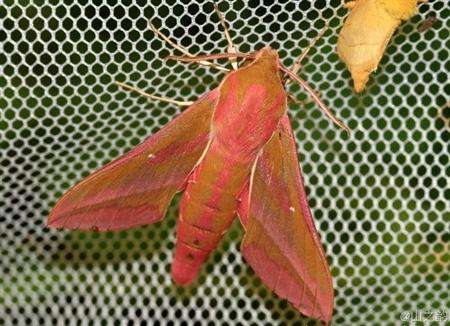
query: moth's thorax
[{"left": 211, "top": 47, "right": 287, "bottom": 160}]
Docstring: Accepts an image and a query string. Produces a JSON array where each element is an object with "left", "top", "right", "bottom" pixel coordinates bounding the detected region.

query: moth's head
[
  {"left": 249, "top": 46, "right": 280, "bottom": 72},
  {"left": 254, "top": 46, "right": 279, "bottom": 62}
]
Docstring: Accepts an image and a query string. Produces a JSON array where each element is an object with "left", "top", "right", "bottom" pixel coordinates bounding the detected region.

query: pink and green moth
[{"left": 48, "top": 13, "right": 348, "bottom": 324}]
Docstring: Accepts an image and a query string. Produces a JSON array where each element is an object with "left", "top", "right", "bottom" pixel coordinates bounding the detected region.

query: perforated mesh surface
[{"left": 1, "top": 1, "right": 449, "bottom": 325}]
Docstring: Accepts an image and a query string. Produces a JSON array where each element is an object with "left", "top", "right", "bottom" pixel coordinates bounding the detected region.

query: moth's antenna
[
  {"left": 290, "top": 22, "right": 329, "bottom": 76},
  {"left": 214, "top": 3, "right": 239, "bottom": 70},
  {"left": 116, "top": 81, "right": 194, "bottom": 106},
  {"left": 283, "top": 22, "right": 349, "bottom": 134},
  {"left": 149, "top": 19, "right": 229, "bottom": 72},
  {"left": 166, "top": 52, "right": 254, "bottom": 63},
  {"left": 280, "top": 65, "right": 350, "bottom": 134}
]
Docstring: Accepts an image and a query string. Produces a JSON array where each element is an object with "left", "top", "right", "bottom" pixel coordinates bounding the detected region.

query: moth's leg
[
  {"left": 290, "top": 22, "right": 329, "bottom": 76},
  {"left": 287, "top": 92, "right": 322, "bottom": 106},
  {"left": 116, "top": 81, "right": 194, "bottom": 106},
  {"left": 287, "top": 93, "right": 302, "bottom": 105},
  {"left": 149, "top": 20, "right": 229, "bottom": 72},
  {"left": 281, "top": 66, "right": 350, "bottom": 134},
  {"left": 214, "top": 4, "right": 238, "bottom": 70}
]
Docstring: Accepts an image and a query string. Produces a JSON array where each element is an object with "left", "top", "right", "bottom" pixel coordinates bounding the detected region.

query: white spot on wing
[{"left": 289, "top": 206, "right": 295, "bottom": 213}]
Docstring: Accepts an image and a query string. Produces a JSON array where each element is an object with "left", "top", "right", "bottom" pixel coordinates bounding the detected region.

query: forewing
[
  {"left": 238, "top": 114, "right": 334, "bottom": 323},
  {"left": 48, "top": 90, "right": 218, "bottom": 231}
]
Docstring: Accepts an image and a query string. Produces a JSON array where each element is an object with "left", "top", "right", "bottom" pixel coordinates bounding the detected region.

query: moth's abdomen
[
  {"left": 172, "top": 143, "right": 249, "bottom": 285},
  {"left": 172, "top": 219, "right": 223, "bottom": 285}
]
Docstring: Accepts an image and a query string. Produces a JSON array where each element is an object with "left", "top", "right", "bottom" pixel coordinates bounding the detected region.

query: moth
[
  {"left": 337, "top": 0, "right": 427, "bottom": 92},
  {"left": 48, "top": 12, "right": 348, "bottom": 324}
]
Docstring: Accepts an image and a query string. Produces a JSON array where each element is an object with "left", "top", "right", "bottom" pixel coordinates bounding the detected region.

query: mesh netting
[{"left": 1, "top": 0, "right": 449, "bottom": 325}]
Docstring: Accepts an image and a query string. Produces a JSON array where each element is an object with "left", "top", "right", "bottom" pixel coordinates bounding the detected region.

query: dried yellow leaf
[{"left": 337, "top": 0, "right": 421, "bottom": 92}]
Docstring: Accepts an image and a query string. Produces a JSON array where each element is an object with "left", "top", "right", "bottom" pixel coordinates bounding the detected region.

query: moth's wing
[
  {"left": 48, "top": 90, "right": 218, "bottom": 231},
  {"left": 238, "top": 114, "right": 334, "bottom": 323}
]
